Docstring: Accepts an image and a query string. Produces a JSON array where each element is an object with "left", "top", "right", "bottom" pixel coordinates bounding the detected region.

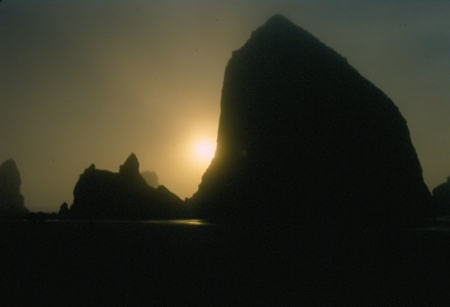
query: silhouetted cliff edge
[
  {"left": 190, "top": 15, "right": 434, "bottom": 228},
  {"left": 0, "top": 159, "right": 29, "bottom": 217},
  {"left": 69, "top": 153, "right": 185, "bottom": 219}
]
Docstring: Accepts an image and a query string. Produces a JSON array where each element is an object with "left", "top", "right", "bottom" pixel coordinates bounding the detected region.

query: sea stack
[
  {"left": 191, "top": 15, "right": 433, "bottom": 228},
  {"left": 0, "top": 159, "right": 29, "bottom": 217}
]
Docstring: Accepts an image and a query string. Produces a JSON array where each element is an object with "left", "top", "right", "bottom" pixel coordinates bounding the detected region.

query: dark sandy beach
[{"left": 2, "top": 219, "right": 450, "bottom": 305}]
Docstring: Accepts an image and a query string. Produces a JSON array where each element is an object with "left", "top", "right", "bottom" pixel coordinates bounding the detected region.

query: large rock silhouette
[
  {"left": 0, "top": 159, "right": 29, "bottom": 217},
  {"left": 191, "top": 15, "right": 433, "bottom": 228},
  {"left": 69, "top": 153, "right": 184, "bottom": 219}
]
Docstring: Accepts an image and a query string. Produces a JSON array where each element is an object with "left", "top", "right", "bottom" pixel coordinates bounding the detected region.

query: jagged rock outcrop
[
  {"left": 69, "top": 153, "right": 184, "bottom": 219},
  {"left": 0, "top": 159, "right": 29, "bottom": 217},
  {"left": 141, "top": 171, "right": 159, "bottom": 188},
  {"left": 190, "top": 15, "right": 433, "bottom": 228},
  {"left": 433, "top": 177, "right": 450, "bottom": 216}
]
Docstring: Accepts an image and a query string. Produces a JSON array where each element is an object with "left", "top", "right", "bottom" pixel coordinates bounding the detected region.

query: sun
[{"left": 194, "top": 140, "right": 216, "bottom": 162}]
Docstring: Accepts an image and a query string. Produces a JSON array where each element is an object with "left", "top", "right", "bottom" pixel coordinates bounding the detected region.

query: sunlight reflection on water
[
  {"left": 142, "top": 219, "right": 210, "bottom": 226},
  {"left": 40, "top": 219, "right": 212, "bottom": 226}
]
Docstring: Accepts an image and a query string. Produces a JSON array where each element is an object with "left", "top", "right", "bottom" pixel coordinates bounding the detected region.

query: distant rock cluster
[
  {"left": 190, "top": 15, "right": 435, "bottom": 228},
  {"left": 66, "top": 153, "right": 185, "bottom": 220},
  {"left": 0, "top": 159, "right": 29, "bottom": 217}
]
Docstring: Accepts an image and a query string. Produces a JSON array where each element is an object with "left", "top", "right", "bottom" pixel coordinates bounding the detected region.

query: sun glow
[{"left": 195, "top": 140, "right": 216, "bottom": 162}]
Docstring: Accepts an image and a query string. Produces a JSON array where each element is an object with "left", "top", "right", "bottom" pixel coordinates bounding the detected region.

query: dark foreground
[{"left": 2, "top": 220, "right": 450, "bottom": 305}]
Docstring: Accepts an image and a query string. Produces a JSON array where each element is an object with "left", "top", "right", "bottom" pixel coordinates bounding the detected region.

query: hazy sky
[{"left": 1, "top": 1, "right": 449, "bottom": 212}]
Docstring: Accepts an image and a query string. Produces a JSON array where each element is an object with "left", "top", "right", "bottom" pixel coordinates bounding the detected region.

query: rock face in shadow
[
  {"left": 69, "top": 153, "right": 184, "bottom": 219},
  {"left": 190, "top": 15, "right": 433, "bottom": 228},
  {"left": 0, "top": 159, "right": 29, "bottom": 217},
  {"left": 433, "top": 177, "right": 450, "bottom": 216}
]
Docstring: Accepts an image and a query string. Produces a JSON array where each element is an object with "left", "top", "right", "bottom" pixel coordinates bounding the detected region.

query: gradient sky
[{"left": 1, "top": 1, "right": 449, "bottom": 212}]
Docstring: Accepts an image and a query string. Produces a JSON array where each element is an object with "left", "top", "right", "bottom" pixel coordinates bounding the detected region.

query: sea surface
[{"left": 2, "top": 218, "right": 450, "bottom": 305}]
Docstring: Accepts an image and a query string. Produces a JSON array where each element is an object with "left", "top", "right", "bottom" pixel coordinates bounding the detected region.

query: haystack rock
[
  {"left": 69, "top": 153, "right": 184, "bottom": 219},
  {"left": 0, "top": 159, "right": 29, "bottom": 217},
  {"left": 191, "top": 15, "right": 433, "bottom": 228}
]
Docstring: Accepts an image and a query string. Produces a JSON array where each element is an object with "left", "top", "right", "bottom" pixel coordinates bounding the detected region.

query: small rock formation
[
  {"left": 190, "top": 15, "right": 433, "bottom": 228},
  {"left": 0, "top": 159, "right": 29, "bottom": 217},
  {"left": 58, "top": 202, "right": 70, "bottom": 217},
  {"left": 433, "top": 177, "right": 450, "bottom": 216},
  {"left": 69, "top": 153, "right": 184, "bottom": 219},
  {"left": 141, "top": 171, "right": 159, "bottom": 188}
]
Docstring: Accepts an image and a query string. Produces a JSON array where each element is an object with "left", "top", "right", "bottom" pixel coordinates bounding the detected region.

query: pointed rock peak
[
  {"left": 264, "top": 14, "right": 295, "bottom": 27},
  {"left": 242, "top": 14, "right": 327, "bottom": 58},
  {"left": 251, "top": 14, "right": 306, "bottom": 37},
  {"left": 119, "top": 153, "right": 140, "bottom": 175}
]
